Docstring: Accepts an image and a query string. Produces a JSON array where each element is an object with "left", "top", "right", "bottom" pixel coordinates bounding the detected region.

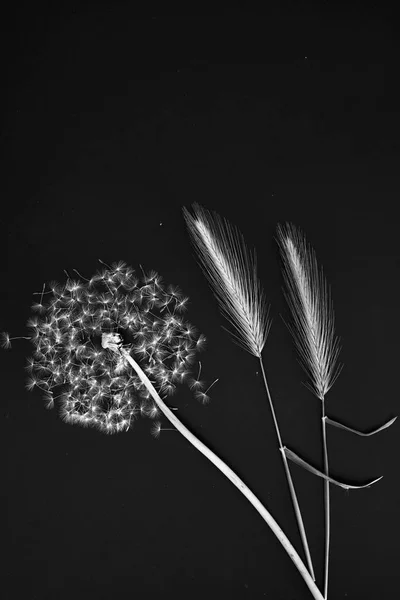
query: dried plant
[
  {"left": 276, "top": 223, "right": 342, "bottom": 401},
  {"left": 182, "top": 203, "right": 270, "bottom": 358},
  {"left": 5, "top": 221, "right": 394, "bottom": 599},
  {"left": 183, "top": 203, "right": 316, "bottom": 582},
  {"left": 276, "top": 223, "right": 339, "bottom": 598},
  {"left": 2, "top": 259, "right": 324, "bottom": 600},
  {"left": 183, "top": 205, "right": 395, "bottom": 599},
  {"left": 2, "top": 260, "right": 213, "bottom": 434},
  {"left": 276, "top": 223, "right": 395, "bottom": 599}
]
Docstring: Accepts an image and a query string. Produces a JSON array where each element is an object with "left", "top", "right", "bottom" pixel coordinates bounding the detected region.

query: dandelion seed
[
  {"left": 204, "top": 378, "right": 219, "bottom": 395},
  {"left": 146, "top": 403, "right": 160, "bottom": 419},
  {"left": 49, "top": 281, "right": 63, "bottom": 295},
  {"left": 150, "top": 421, "right": 177, "bottom": 438},
  {"left": 189, "top": 378, "right": 204, "bottom": 391},
  {"left": 0, "top": 332, "right": 11, "bottom": 349},
  {"left": 31, "top": 302, "right": 46, "bottom": 313},
  {"left": 194, "top": 390, "right": 210, "bottom": 405},
  {"left": 196, "top": 334, "right": 207, "bottom": 350},
  {"left": 26, "top": 376, "right": 39, "bottom": 391},
  {"left": 26, "top": 317, "right": 39, "bottom": 329},
  {"left": 150, "top": 421, "right": 162, "bottom": 438},
  {"left": 111, "top": 260, "right": 127, "bottom": 273},
  {"left": 25, "top": 357, "right": 35, "bottom": 371},
  {"left": 1, "top": 332, "right": 31, "bottom": 349},
  {"left": 39, "top": 283, "right": 45, "bottom": 306},
  {"left": 189, "top": 362, "right": 204, "bottom": 390},
  {"left": 44, "top": 392, "right": 55, "bottom": 410},
  {"left": 65, "top": 280, "right": 82, "bottom": 294}
]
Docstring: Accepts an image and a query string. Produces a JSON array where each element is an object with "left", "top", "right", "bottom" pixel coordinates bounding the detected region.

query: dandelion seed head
[{"left": 3, "top": 261, "right": 213, "bottom": 434}]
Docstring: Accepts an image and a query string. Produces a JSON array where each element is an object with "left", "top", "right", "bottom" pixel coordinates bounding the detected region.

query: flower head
[{"left": 5, "top": 261, "right": 210, "bottom": 434}]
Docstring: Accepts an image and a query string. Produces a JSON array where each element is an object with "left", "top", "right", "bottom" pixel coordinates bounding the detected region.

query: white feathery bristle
[
  {"left": 277, "top": 223, "right": 342, "bottom": 399},
  {"left": 183, "top": 203, "right": 270, "bottom": 358}
]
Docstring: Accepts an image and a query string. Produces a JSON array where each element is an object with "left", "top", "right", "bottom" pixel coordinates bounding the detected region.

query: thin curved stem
[
  {"left": 121, "top": 347, "right": 324, "bottom": 600},
  {"left": 259, "top": 357, "right": 315, "bottom": 581},
  {"left": 321, "top": 397, "right": 330, "bottom": 599}
]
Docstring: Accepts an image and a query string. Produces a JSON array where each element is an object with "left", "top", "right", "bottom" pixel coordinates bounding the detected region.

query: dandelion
[{"left": 4, "top": 261, "right": 212, "bottom": 435}]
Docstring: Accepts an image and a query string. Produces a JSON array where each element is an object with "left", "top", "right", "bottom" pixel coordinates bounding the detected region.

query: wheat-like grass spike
[
  {"left": 183, "top": 203, "right": 270, "bottom": 358},
  {"left": 276, "top": 223, "right": 342, "bottom": 400}
]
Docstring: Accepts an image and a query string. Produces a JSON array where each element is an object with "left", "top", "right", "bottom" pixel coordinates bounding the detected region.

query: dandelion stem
[
  {"left": 259, "top": 357, "right": 316, "bottom": 582},
  {"left": 120, "top": 346, "right": 323, "bottom": 600},
  {"left": 321, "top": 397, "right": 330, "bottom": 599}
]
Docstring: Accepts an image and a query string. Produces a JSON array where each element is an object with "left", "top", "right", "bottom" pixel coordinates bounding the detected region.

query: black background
[{"left": 2, "top": 2, "right": 399, "bottom": 599}]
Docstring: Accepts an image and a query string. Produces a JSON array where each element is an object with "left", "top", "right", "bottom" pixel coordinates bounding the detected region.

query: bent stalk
[{"left": 120, "top": 347, "right": 324, "bottom": 600}]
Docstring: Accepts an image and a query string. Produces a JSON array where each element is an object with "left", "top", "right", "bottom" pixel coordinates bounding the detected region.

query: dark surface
[{"left": 2, "top": 2, "right": 399, "bottom": 599}]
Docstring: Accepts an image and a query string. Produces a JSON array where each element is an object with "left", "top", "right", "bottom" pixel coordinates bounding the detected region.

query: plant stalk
[
  {"left": 121, "top": 347, "right": 323, "bottom": 600},
  {"left": 321, "top": 399, "right": 330, "bottom": 599},
  {"left": 258, "top": 357, "right": 315, "bottom": 581}
]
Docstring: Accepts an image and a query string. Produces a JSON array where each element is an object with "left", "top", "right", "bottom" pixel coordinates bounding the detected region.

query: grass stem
[
  {"left": 259, "top": 357, "right": 316, "bottom": 582},
  {"left": 321, "top": 397, "right": 330, "bottom": 599}
]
